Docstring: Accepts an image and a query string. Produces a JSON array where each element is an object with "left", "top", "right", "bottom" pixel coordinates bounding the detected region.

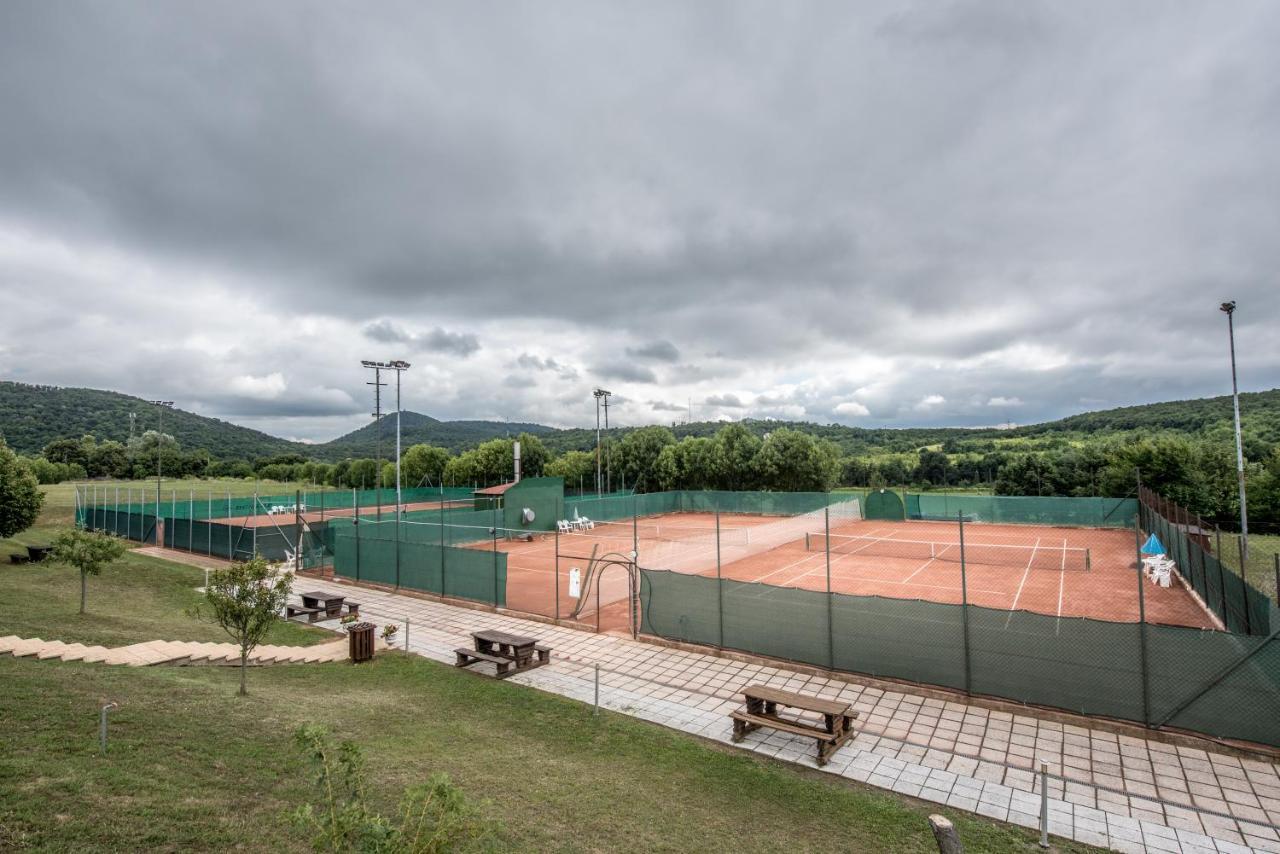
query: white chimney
[{"left": 513, "top": 440, "right": 521, "bottom": 483}]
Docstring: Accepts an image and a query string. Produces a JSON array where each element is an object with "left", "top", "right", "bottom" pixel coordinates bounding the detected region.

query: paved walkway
[{"left": 299, "top": 580, "right": 1279, "bottom": 853}]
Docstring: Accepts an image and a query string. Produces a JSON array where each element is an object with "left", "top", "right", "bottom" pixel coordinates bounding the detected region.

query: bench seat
[
  {"left": 729, "top": 709, "right": 856, "bottom": 767},
  {"left": 454, "top": 647, "right": 512, "bottom": 678},
  {"left": 286, "top": 605, "right": 324, "bottom": 623}
]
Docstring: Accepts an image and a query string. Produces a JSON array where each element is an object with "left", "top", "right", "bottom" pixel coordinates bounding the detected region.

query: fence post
[
  {"left": 395, "top": 494, "right": 401, "bottom": 590},
  {"left": 825, "top": 506, "right": 834, "bottom": 671},
  {"left": 1240, "top": 533, "right": 1252, "bottom": 635},
  {"left": 1135, "top": 505, "right": 1152, "bottom": 727},
  {"left": 492, "top": 505, "right": 498, "bottom": 607},
  {"left": 1275, "top": 554, "right": 1279, "bottom": 607},
  {"left": 188, "top": 489, "right": 194, "bottom": 553},
  {"left": 554, "top": 526, "right": 560, "bottom": 622},
  {"left": 226, "top": 491, "right": 232, "bottom": 559},
  {"left": 440, "top": 504, "right": 446, "bottom": 597},
  {"left": 295, "top": 489, "right": 303, "bottom": 577},
  {"left": 354, "top": 490, "right": 361, "bottom": 582},
  {"left": 114, "top": 486, "right": 120, "bottom": 536},
  {"left": 716, "top": 511, "right": 724, "bottom": 650},
  {"left": 1038, "top": 762, "right": 1050, "bottom": 848},
  {"left": 958, "top": 512, "right": 972, "bottom": 697}
]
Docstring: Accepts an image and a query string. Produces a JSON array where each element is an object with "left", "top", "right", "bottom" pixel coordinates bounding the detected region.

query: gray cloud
[
  {"left": 705, "top": 393, "right": 747, "bottom": 408},
  {"left": 626, "top": 340, "right": 682, "bottom": 362},
  {"left": 0, "top": 2, "right": 1278, "bottom": 440},
  {"left": 362, "top": 320, "right": 480, "bottom": 356}
]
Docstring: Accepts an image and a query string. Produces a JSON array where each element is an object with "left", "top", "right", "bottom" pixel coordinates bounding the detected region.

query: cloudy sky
[{"left": 1, "top": 2, "right": 1278, "bottom": 442}]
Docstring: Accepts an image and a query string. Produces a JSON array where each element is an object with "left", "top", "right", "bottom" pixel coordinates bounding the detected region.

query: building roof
[{"left": 474, "top": 482, "right": 517, "bottom": 496}]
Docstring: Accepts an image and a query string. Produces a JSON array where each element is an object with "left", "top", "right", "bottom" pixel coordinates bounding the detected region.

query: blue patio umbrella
[{"left": 1140, "top": 533, "right": 1165, "bottom": 555}]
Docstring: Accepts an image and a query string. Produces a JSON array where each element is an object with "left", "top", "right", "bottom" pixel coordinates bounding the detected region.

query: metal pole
[
  {"left": 595, "top": 394, "right": 602, "bottom": 495},
  {"left": 404, "top": 617, "right": 409, "bottom": 650},
  {"left": 492, "top": 505, "right": 498, "bottom": 607},
  {"left": 1222, "top": 302, "right": 1249, "bottom": 561},
  {"left": 1135, "top": 478, "right": 1152, "bottom": 726},
  {"left": 227, "top": 490, "right": 232, "bottom": 559},
  {"left": 252, "top": 489, "right": 258, "bottom": 557},
  {"left": 99, "top": 702, "right": 118, "bottom": 754},
  {"left": 114, "top": 486, "right": 119, "bottom": 536},
  {"left": 716, "top": 511, "right": 724, "bottom": 649},
  {"left": 1240, "top": 534, "right": 1252, "bottom": 635},
  {"left": 958, "top": 512, "right": 972, "bottom": 696},
  {"left": 1275, "top": 553, "right": 1279, "bottom": 607},
  {"left": 395, "top": 368, "right": 403, "bottom": 516},
  {"left": 188, "top": 489, "right": 193, "bottom": 553},
  {"left": 825, "top": 506, "right": 834, "bottom": 671},
  {"left": 207, "top": 491, "right": 212, "bottom": 556},
  {"left": 554, "top": 526, "right": 560, "bottom": 621},
  {"left": 295, "top": 489, "right": 303, "bottom": 577},
  {"left": 1038, "top": 762, "right": 1049, "bottom": 848},
  {"left": 440, "top": 503, "right": 447, "bottom": 597},
  {"left": 593, "top": 663, "right": 600, "bottom": 715},
  {"left": 354, "top": 490, "right": 361, "bottom": 581},
  {"left": 395, "top": 493, "right": 401, "bottom": 589}
]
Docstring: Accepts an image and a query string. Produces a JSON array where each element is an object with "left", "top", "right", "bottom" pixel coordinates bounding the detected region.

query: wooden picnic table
[
  {"left": 730, "top": 684, "right": 858, "bottom": 767},
  {"left": 286, "top": 591, "right": 360, "bottom": 623},
  {"left": 454, "top": 629, "right": 551, "bottom": 678}
]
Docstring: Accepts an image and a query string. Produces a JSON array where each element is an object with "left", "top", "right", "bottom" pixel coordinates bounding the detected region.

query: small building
[{"left": 472, "top": 482, "right": 516, "bottom": 511}]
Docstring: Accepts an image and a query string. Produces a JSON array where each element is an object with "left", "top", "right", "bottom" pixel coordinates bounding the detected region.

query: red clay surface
[{"left": 471, "top": 512, "right": 1218, "bottom": 634}]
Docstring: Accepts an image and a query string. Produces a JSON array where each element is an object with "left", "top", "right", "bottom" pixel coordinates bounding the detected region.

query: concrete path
[{"left": 301, "top": 579, "right": 1280, "bottom": 854}]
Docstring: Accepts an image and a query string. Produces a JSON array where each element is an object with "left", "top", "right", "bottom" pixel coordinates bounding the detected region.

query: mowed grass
[
  {"left": 0, "top": 653, "right": 1095, "bottom": 853},
  {"left": 37, "top": 478, "right": 342, "bottom": 527}
]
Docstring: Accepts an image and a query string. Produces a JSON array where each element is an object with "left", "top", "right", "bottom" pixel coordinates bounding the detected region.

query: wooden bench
[
  {"left": 341, "top": 601, "right": 360, "bottom": 617},
  {"left": 730, "top": 685, "right": 858, "bottom": 767},
  {"left": 285, "top": 604, "right": 324, "bottom": 623},
  {"left": 454, "top": 647, "right": 512, "bottom": 678},
  {"left": 9, "top": 553, "right": 30, "bottom": 565},
  {"left": 533, "top": 643, "right": 552, "bottom": 665}
]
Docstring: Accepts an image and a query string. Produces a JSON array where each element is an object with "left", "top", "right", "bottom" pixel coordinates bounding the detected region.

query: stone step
[
  {"left": 35, "top": 641, "right": 72, "bottom": 660},
  {"left": 0, "top": 635, "right": 22, "bottom": 654},
  {"left": 9, "top": 638, "right": 46, "bottom": 658},
  {"left": 57, "top": 643, "right": 92, "bottom": 662},
  {"left": 79, "top": 645, "right": 112, "bottom": 663}
]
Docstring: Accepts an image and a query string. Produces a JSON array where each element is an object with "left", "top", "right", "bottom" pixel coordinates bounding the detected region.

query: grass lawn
[
  {"left": 0, "top": 521, "right": 1096, "bottom": 851},
  {"left": 37, "top": 478, "right": 343, "bottom": 527}
]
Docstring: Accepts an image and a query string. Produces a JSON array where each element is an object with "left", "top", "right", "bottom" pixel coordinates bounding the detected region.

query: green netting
[
  {"left": 1140, "top": 496, "right": 1272, "bottom": 636},
  {"left": 329, "top": 519, "right": 506, "bottom": 607},
  {"left": 865, "top": 489, "right": 907, "bottom": 521},
  {"left": 678, "top": 491, "right": 836, "bottom": 515},
  {"left": 832, "top": 594, "right": 967, "bottom": 691},
  {"left": 639, "top": 567, "right": 1280, "bottom": 746},
  {"left": 968, "top": 609, "right": 1144, "bottom": 720},
  {"left": 913, "top": 495, "right": 1138, "bottom": 528},
  {"left": 81, "top": 486, "right": 476, "bottom": 521},
  {"left": 84, "top": 508, "right": 156, "bottom": 544}
]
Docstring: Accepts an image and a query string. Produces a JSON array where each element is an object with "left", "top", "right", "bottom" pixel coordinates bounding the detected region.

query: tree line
[{"left": 22, "top": 421, "right": 1280, "bottom": 529}]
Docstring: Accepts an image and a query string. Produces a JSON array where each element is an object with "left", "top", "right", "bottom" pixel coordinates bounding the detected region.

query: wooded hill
[{"left": 3, "top": 380, "right": 1278, "bottom": 464}]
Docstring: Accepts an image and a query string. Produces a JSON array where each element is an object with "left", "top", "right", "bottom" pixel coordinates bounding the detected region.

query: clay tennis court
[{"left": 476, "top": 512, "right": 1217, "bottom": 633}]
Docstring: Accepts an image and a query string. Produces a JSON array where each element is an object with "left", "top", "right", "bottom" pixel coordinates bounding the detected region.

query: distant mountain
[
  {"left": 314, "top": 411, "right": 554, "bottom": 458},
  {"left": 0, "top": 382, "right": 302, "bottom": 459},
  {"left": 0, "top": 382, "right": 556, "bottom": 461},
  {"left": 3, "top": 380, "right": 1277, "bottom": 463}
]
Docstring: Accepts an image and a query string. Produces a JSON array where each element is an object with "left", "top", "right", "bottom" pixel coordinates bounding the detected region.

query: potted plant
[
  {"left": 340, "top": 614, "right": 359, "bottom": 632},
  {"left": 380, "top": 623, "right": 400, "bottom": 645}
]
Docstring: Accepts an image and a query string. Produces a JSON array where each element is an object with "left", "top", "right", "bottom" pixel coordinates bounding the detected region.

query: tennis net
[
  {"left": 806, "top": 532, "right": 1091, "bottom": 572},
  {"left": 573, "top": 519, "right": 752, "bottom": 546}
]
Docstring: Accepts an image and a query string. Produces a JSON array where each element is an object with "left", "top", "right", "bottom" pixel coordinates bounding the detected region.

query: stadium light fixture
[{"left": 1219, "top": 301, "right": 1248, "bottom": 561}]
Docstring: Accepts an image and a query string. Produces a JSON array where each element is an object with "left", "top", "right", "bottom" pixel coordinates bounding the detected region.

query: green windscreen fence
[
  {"left": 910, "top": 494, "right": 1138, "bottom": 528},
  {"left": 639, "top": 568, "right": 1280, "bottom": 747},
  {"left": 1139, "top": 486, "right": 1273, "bottom": 636},
  {"left": 79, "top": 485, "right": 475, "bottom": 521},
  {"left": 329, "top": 519, "right": 506, "bottom": 608}
]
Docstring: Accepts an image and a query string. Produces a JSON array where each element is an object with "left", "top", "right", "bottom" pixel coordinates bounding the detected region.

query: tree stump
[{"left": 929, "top": 815, "right": 963, "bottom": 854}]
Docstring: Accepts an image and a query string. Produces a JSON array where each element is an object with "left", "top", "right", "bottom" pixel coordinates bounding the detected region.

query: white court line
[
  {"left": 739, "top": 526, "right": 894, "bottom": 586},
  {"left": 1004, "top": 537, "right": 1041, "bottom": 626}
]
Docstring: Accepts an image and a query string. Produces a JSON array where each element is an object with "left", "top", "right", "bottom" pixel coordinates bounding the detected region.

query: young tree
[
  {"left": 400, "top": 443, "right": 451, "bottom": 487},
  {"left": 50, "top": 529, "right": 126, "bottom": 614},
  {"left": 194, "top": 557, "right": 291, "bottom": 696},
  {"left": 0, "top": 441, "right": 44, "bottom": 538},
  {"left": 291, "top": 723, "right": 496, "bottom": 852}
]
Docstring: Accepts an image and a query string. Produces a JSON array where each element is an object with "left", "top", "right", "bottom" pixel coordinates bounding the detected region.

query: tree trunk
[
  {"left": 80, "top": 571, "right": 87, "bottom": 614},
  {"left": 239, "top": 649, "right": 248, "bottom": 696},
  {"left": 928, "top": 815, "right": 963, "bottom": 854}
]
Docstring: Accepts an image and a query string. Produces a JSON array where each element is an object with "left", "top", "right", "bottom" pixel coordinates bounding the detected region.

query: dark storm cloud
[
  {"left": 1, "top": 1, "right": 1278, "bottom": 438},
  {"left": 362, "top": 320, "right": 480, "bottom": 356},
  {"left": 626, "top": 341, "right": 682, "bottom": 362}
]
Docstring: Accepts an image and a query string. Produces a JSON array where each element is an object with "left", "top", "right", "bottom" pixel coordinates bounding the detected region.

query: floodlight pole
[
  {"left": 1220, "top": 302, "right": 1249, "bottom": 561},
  {"left": 593, "top": 388, "right": 610, "bottom": 496},
  {"left": 148, "top": 400, "right": 174, "bottom": 526},
  {"left": 362, "top": 361, "right": 388, "bottom": 521}
]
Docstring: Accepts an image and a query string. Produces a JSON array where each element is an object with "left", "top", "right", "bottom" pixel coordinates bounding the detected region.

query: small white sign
[{"left": 568, "top": 568, "right": 581, "bottom": 598}]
